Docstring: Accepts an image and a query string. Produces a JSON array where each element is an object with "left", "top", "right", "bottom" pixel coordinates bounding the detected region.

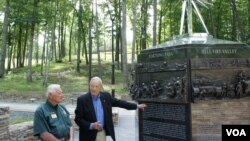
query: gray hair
[
  {"left": 90, "top": 76, "right": 103, "bottom": 90},
  {"left": 46, "top": 84, "right": 61, "bottom": 97}
]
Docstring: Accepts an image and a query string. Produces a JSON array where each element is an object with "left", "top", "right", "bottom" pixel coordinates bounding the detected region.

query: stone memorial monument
[
  {"left": 130, "top": 0, "right": 250, "bottom": 141},
  {"left": 130, "top": 33, "right": 250, "bottom": 141}
]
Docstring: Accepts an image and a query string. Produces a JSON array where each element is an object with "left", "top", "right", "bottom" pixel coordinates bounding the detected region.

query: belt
[{"left": 98, "top": 129, "right": 105, "bottom": 132}]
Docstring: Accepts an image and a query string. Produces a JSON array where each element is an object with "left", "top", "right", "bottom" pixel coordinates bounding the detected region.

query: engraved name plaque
[{"left": 138, "top": 101, "right": 191, "bottom": 141}]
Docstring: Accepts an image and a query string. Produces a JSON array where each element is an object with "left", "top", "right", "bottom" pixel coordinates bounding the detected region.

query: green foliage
[{"left": 1, "top": 0, "right": 249, "bottom": 100}]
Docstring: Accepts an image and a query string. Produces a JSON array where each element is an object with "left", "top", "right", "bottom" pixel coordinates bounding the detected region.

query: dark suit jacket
[{"left": 74, "top": 92, "right": 137, "bottom": 141}]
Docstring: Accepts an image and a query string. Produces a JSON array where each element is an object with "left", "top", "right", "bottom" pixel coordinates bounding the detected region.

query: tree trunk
[
  {"left": 131, "top": 0, "right": 137, "bottom": 64},
  {"left": 231, "top": 0, "right": 245, "bottom": 41},
  {"left": 152, "top": 0, "right": 157, "bottom": 46},
  {"left": 215, "top": 1, "right": 222, "bottom": 38},
  {"left": 41, "top": 29, "right": 47, "bottom": 76},
  {"left": 57, "top": 20, "right": 61, "bottom": 62},
  {"left": 27, "top": 0, "right": 38, "bottom": 82},
  {"left": 76, "top": 0, "right": 82, "bottom": 73},
  {"left": 158, "top": 7, "right": 162, "bottom": 44},
  {"left": 61, "top": 19, "right": 66, "bottom": 58},
  {"left": 12, "top": 45, "right": 16, "bottom": 68},
  {"left": 17, "top": 25, "right": 22, "bottom": 68},
  {"left": 95, "top": 0, "right": 102, "bottom": 77},
  {"left": 231, "top": 0, "right": 237, "bottom": 41},
  {"left": 7, "top": 26, "right": 13, "bottom": 72},
  {"left": 141, "top": 0, "right": 148, "bottom": 50},
  {"left": 144, "top": 0, "right": 148, "bottom": 48},
  {"left": 247, "top": 0, "right": 250, "bottom": 44},
  {"left": 88, "top": 1, "right": 94, "bottom": 82},
  {"left": 0, "top": 0, "right": 10, "bottom": 78},
  {"left": 88, "top": 18, "right": 93, "bottom": 82},
  {"left": 208, "top": 9, "right": 216, "bottom": 38},
  {"left": 21, "top": 26, "right": 29, "bottom": 67},
  {"left": 35, "top": 28, "right": 39, "bottom": 65},
  {"left": 169, "top": 2, "right": 173, "bottom": 36},
  {"left": 43, "top": 30, "right": 51, "bottom": 86},
  {"left": 27, "top": 23, "right": 35, "bottom": 82},
  {"left": 51, "top": 2, "right": 57, "bottom": 61},
  {"left": 69, "top": 11, "right": 75, "bottom": 62},
  {"left": 122, "top": 0, "right": 128, "bottom": 89},
  {"left": 115, "top": 0, "right": 120, "bottom": 69},
  {"left": 7, "top": 41, "right": 13, "bottom": 72},
  {"left": 83, "top": 29, "right": 89, "bottom": 65}
]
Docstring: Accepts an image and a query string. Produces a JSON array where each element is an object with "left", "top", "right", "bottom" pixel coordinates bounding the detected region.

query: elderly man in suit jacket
[{"left": 74, "top": 76, "right": 146, "bottom": 141}]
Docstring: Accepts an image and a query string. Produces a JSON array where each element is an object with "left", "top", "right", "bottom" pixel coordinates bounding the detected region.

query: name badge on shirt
[{"left": 51, "top": 113, "right": 57, "bottom": 119}]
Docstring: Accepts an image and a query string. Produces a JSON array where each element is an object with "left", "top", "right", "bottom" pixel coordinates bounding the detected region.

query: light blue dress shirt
[{"left": 90, "top": 95, "right": 104, "bottom": 129}]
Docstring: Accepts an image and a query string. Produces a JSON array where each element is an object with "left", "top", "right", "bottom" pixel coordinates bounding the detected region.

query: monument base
[{"left": 192, "top": 97, "right": 250, "bottom": 141}]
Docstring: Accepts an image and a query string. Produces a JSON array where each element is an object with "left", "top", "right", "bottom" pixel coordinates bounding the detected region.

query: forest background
[{"left": 0, "top": 0, "right": 249, "bottom": 101}]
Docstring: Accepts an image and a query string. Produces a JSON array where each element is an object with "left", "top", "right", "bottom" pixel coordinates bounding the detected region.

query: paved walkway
[{"left": 0, "top": 101, "right": 139, "bottom": 141}]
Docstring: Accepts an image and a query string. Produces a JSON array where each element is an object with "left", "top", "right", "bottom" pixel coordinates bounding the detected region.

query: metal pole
[{"left": 111, "top": 18, "right": 115, "bottom": 97}]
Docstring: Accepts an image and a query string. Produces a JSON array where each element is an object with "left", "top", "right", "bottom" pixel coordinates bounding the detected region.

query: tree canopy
[{"left": 0, "top": 0, "right": 249, "bottom": 86}]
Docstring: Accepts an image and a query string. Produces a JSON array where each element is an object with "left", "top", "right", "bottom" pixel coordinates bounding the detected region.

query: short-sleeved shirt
[{"left": 33, "top": 100, "right": 72, "bottom": 139}]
